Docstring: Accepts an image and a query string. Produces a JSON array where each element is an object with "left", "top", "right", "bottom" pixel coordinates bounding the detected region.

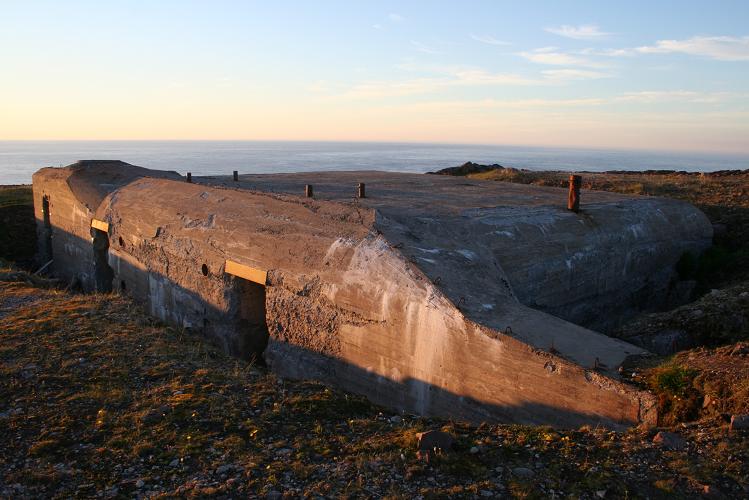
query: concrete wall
[{"left": 35, "top": 163, "right": 717, "bottom": 428}]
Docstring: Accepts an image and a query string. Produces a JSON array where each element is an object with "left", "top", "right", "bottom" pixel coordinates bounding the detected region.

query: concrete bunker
[{"left": 31, "top": 161, "right": 715, "bottom": 428}]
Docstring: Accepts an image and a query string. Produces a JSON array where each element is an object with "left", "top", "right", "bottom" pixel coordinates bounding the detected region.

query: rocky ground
[{"left": 1, "top": 171, "right": 749, "bottom": 499}]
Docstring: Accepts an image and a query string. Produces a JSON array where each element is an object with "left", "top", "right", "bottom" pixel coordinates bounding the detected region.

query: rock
[
  {"left": 730, "top": 415, "right": 749, "bottom": 431},
  {"left": 389, "top": 415, "right": 402, "bottom": 424},
  {"left": 169, "top": 459, "right": 179, "bottom": 467},
  {"left": 415, "top": 430, "right": 454, "bottom": 464},
  {"left": 216, "top": 464, "right": 233, "bottom": 474},
  {"left": 429, "top": 162, "right": 504, "bottom": 176},
  {"left": 511, "top": 467, "right": 535, "bottom": 479},
  {"left": 469, "top": 446, "right": 479, "bottom": 454},
  {"left": 266, "top": 490, "right": 282, "bottom": 500},
  {"left": 135, "top": 479, "right": 145, "bottom": 489},
  {"left": 701, "top": 484, "right": 723, "bottom": 497},
  {"left": 739, "top": 291, "right": 749, "bottom": 299},
  {"left": 652, "top": 431, "right": 687, "bottom": 450},
  {"left": 480, "top": 490, "right": 494, "bottom": 497},
  {"left": 595, "top": 490, "right": 607, "bottom": 498},
  {"left": 630, "top": 329, "right": 692, "bottom": 355}
]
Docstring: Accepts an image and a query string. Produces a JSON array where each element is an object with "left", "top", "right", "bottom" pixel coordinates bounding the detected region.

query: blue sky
[{"left": 1, "top": 1, "right": 748, "bottom": 153}]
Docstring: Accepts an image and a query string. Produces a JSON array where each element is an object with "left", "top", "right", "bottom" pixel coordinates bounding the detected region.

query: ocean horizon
[{"left": 1, "top": 140, "right": 748, "bottom": 185}]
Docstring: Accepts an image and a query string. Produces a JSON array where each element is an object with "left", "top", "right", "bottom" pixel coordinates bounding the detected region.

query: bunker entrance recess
[
  {"left": 41, "top": 195, "right": 53, "bottom": 262},
  {"left": 225, "top": 260, "right": 270, "bottom": 362},
  {"left": 91, "top": 225, "right": 113, "bottom": 293},
  {"left": 235, "top": 278, "right": 269, "bottom": 362}
]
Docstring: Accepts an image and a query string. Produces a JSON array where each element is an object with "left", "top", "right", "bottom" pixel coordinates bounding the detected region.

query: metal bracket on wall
[
  {"left": 224, "top": 260, "right": 268, "bottom": 285},
  {"left": 91, "top": 219, "right": 110, "bottom": 233}
]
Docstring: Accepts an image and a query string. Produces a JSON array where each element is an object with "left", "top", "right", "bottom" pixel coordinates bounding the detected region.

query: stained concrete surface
[
  {"left": 30, "top": 162, "right": 714, "bottom": 428},
  {"left": 205, "top": 171, "right": 712, "bottom": 333}
]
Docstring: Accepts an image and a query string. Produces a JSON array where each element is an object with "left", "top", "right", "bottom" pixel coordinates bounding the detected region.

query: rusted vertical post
[
  {"left": 568, "top": 175, "right": 581, "bottom": 212},
  {"left": 357, "top": 183, "right": 366, "bottom": 198},
  {"left": 233, "top": 171, "right": 238, "bottom": 182},
  {"left": 305, "top": 184, "right": 313, "bottom": 198},
  {"left": 187, "top": 172, "right": 192, "bottom": 183}
]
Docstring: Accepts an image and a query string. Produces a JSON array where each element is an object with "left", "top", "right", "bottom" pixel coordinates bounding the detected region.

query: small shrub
[{"left": 653, "top": 364, "right": 697, "bottom": 397}]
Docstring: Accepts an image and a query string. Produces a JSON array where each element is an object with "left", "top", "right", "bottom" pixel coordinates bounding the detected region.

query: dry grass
[{"left": 1, "top": 267, "right": 748, "bottom": 498}]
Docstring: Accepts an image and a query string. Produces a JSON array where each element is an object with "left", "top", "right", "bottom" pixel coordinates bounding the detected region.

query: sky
[{"left": 1, "top": 0, "right": 748, "bottom": 153}]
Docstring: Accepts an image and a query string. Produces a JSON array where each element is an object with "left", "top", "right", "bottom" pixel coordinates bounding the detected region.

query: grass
[
  {"left": 1, "top": 266, "right": 747, "bottom": 497},
  {"left": 0, "top": 185, "right": 32, "bottom": 209},
  {"left": 0, "top": 186, "right": 36, "bottom": 266}
]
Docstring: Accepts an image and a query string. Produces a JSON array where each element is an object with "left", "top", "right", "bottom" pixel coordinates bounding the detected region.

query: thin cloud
[
  {"left": 389, "top": 13, "right": 404, "bottom": 22},
  {"left": 415, "top": 98, "right": 606, "bottom": 110},
  {"left": 372, "top": 24, "right": 382, "bottom": 30},
  {"left": 542, "top": 69, "right": 611, "bottom": 80},
  {"left": 615, "top": 90, "right": 743, "bottom": 103},
  {"left": 519, "top": 47, "right": 600, "bottom": 67},
  {"left": 579, "top": 47, "right": 634, "bottom": 57},
  {"left": 545, "top": 24, "right": 611, "bottom": 40},
  {"left": 342, "top": 70, "right": 542, "bottom": 99},
  {"left": 411, "top": 41, "right": 440, "bottom": 54},
  {"left": 636, "top": 35, "right": 749, "bottom": 61},
  {"left": 470, "top": 34, "right": 511, "bottom": 46}
]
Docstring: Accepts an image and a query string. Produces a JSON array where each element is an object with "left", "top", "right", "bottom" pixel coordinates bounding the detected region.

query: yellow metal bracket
[
  {"left": 91, "top": 219, "right": 109, "bottom": 233},
  {"left": 224, "top": 260, "right": 267, "bottom": 285}
]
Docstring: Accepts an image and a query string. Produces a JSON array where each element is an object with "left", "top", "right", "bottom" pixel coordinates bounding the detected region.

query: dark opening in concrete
[
  {"left": 201, "top": 263, "right": 209, "bottom": 276},
  {"left": 42, "top": 195, "right": 53, "bottom": 262},
  {"left": 91, "top": 228, "right": 113, "bottom": 293},
  {"left": 236, "top": 278, "right": 269, "bottom": 363}
]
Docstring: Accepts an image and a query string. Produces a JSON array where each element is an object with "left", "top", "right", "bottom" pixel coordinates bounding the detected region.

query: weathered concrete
[{"left": 31, "top": 161, "right": 714, "bottom": 428}]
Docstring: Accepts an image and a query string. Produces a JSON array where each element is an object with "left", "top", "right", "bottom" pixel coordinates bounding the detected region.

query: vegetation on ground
[
  {"left": 0, "top": 186, "right": 36, "bottom": 267},
  {"left": 1, "top": 266, "right": 748, "bottom": 498}
]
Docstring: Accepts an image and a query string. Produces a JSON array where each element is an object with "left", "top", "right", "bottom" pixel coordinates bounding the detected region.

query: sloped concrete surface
[{"left": 207, "top": 171, "right": 712, "bottom": 332}]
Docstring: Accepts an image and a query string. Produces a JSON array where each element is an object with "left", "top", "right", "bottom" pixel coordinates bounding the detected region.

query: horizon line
[{"left": 1, "top": 138, "right": 748, "bottom": 158}]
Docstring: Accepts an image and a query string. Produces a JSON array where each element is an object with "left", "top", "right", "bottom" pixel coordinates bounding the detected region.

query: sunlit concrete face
[{"left": 32, "top": 161, "right": 714, "bottom": 428}]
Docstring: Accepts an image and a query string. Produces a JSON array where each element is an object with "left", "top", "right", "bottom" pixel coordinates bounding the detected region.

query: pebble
[
  {"left": 135, "top": 479, "right": 145, "bottom": 489},
  {"left": 512, "top": 467, "right": 535, "bottom": 479},
  {"left": 480, "top": 490, "right": 494, "bottom": 497},
  {"left": 469, "top": 446, "right": 479, "bottom": 454},
  {"left": 216, "top": 464, "right": 233, "bottom": 474},
  {"left": 389, "top": 415, "right": 402, "bottom": 424},
  {"left": 730, "top": 415, "right": 749, "bottom": 431},
  {"left": 652, "top": 431, "right": 687, "bottom": 451}
]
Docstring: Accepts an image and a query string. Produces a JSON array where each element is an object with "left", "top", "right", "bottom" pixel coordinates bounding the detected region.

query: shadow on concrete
[{"left": 41, "top": 220, "right": 644, "bottom": 430}]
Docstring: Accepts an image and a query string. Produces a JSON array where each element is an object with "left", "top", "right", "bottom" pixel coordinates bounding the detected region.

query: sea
[{"left": 1, "top": 140, "right": 748, "bottom": 185}]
